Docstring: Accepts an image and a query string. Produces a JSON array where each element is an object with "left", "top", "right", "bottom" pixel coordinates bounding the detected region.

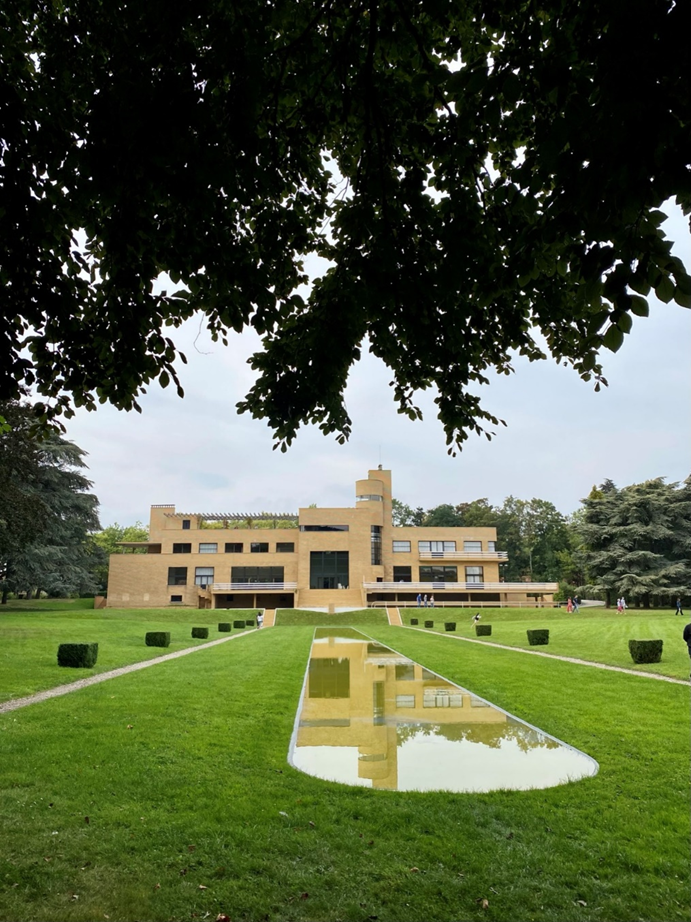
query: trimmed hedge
[
  {"left": 629, "top": 639, "right": 663, "bottom": 664},
  {"left": 410, "top": 618, "right": 419, "bottom": 625},
  {"left": 527, "top": 629, "right": 549, "bottom": 646},
  {"left": 57, "top": 643, "right": 98, "bottom": 668},
  {"left": 246, "top": 619, "right": 255, "bottom": 627},
  {"left": 475, "top": 624, "right": 492, "bottom": 636},
  {"left": 424, "top": 620, "right": 434, "bottom": 629},
  {"left": 233, "top": 620, "right": 246, "bottom": 629},
  {"left": 145, "top": 631, "right": 170, "bottom": 647},
  {"left": 218, "top": 622, "right": 232, "bottom": 632},
  {"left": 444, "top": 622, "right": 456, "bottom": 632},
  {"left": 191, "top": 627, "right": 209, "bottom": 639}
]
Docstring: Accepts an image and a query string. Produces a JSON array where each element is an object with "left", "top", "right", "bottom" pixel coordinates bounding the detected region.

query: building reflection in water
[{"left": 290, "top": 629, "right": 598, "bottom": 793}]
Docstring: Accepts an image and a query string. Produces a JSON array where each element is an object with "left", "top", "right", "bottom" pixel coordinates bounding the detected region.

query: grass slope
[
  {"left": 275, "top": 608, "right": 388, "bottom": 626},
  {"left": 401, "top": 608, "right": 691, "bottom": 680},
  {"left": 0, "top": 624, "right": 688, "bottom": 922},
  {"left": 0, "top": 607, "right": 259, "bottom": 702}
]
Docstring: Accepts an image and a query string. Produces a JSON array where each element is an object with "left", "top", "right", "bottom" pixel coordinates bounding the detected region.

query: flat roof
[{"left": 164, "top": 512, "right": 297, "bottom": 521}]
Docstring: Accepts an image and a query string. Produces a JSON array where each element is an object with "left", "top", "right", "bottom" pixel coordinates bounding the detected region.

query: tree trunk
[
  {"left": 1, "top": 586, "right": 8, "bottom": 605},
  {"left": 643, "top": 593, "right": 650, "bottom": 609},
  {"left": 605, "top": 589, "right": 612, "bottom": 609}
]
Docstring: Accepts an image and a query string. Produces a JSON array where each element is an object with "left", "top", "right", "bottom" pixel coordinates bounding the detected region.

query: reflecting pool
[{"left": 289, "top": 629, "right": 598, "bottom": 793}]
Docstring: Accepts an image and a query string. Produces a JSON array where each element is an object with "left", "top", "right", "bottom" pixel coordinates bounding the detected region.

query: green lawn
[
  {"left": 400, "top": 607, "right": 691, "bottom": 680},
  {"left": 0, "top": 609, "right": 688, "bottom": 921},
  {"left": 275, "top": 608, "right": 389, "bottom": 626},
  {"left": 0, "top": 606, "right": 259, "bottom": 703}
]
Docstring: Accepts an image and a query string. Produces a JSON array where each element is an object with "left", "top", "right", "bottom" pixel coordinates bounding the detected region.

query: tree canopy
[
  {"left": 2, "top": 0, "right": 690, "bottom": 450},
  {"left": 577, "top": 477, "right": 691, "bottom": 608},
  {"left": 0, "top": 402, "right": 101, "bottom": 600}
]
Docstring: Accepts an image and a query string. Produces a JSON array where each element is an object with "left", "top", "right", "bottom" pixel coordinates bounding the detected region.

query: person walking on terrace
[{"left": 675, "top": 598, "right": 684, "bottom": 616}]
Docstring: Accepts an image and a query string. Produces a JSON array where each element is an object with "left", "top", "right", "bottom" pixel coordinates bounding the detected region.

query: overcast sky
[{"left": 65, "top": 206, "right": 690, "bottom": 528}]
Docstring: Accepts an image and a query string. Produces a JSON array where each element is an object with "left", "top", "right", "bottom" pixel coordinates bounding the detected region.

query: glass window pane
[
  {"left": 393, "top": 541, "right": 411, "bottom": 553},
  {"left": 199, "top": 543, "right": 218, "bottom": 553}
]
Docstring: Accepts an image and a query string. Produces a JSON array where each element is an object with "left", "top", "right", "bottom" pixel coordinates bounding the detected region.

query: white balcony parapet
[
  {"left": 417, "top": 550, "right": 508, "bottom": 560},
  {"left": 210, "top": 582, "right": 297, "bottom": 592},
  {"left": 362, "top": 581, "right": 558, "bottom": 592}
]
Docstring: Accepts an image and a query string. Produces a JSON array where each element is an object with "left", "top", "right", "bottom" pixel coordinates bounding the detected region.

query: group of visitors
[
  {"left": 616, "top": 597, "right": 627, "bottom": 613},
  {"left": 416, "top": 593, "right": 435, "bottom": 608},
  {"left": 566, "top": 596, "right": 581, "bottom": 613}
]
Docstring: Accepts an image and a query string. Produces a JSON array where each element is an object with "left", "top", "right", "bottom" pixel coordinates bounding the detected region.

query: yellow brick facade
[{"left": 106, "top": 468, "right": 556, "bottom": 609}]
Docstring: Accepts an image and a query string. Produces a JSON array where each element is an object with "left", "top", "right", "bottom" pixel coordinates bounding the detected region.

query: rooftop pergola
[{"left": 164, "top": 511, "right": 298, "bottom": 528}]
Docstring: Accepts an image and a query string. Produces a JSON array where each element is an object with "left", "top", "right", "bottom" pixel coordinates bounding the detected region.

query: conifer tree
[{"left": 578, "top": 478, "right": 691, "bottom": 607}]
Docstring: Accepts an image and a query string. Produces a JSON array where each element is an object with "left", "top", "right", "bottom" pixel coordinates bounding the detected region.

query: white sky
[{"left": 65, "top": 207, "right": 690, "bottom": 528}]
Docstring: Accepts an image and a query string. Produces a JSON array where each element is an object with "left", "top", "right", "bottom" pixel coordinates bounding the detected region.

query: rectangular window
[
  {"left": 167, "top": 567, "right": 187, "bottom": 586},
  {"left": 371, "top": 525, "right": 382, "bottom": 566},
  {"left": 194, "top": 567, "right": 214, "bottom": 587},
  {"left": 396, "top": 695, "right": 415, "bottom": 708},
  {"left": 393, "top": 566, "right": 412, "bottom": 582},
  {"left": 170, "top": 594, "right": 183, "bottom": 602},
  {"left": 395, "top": 663, "right": 415, "bottom": 681},
  {"left": 310, "top": 551, "right": 349, "bottom": 589},
  {"left": 300, "top": 525, "right": 349, "bottom": 531},
  {"left": 182, "top": 519, "right": 191, "bottom": 530},
  {"left": 199, "top": 543, "right": 218, "bottom": 554},
  {"left": 356, "top": 494, "right": 383, "bottom": 502},
  {"left": 464, "top": 541, "right": 482, "bottom": 553},
  {"left": 393, "top": 540, "right": 411, "bottom": 553},
  {"left": 419, "top": 565, "right": 458, "bottom": 582},
  {"left": 465, "top": 566, "right": 484, "bottom": 583},
  {"left": 488, "top": 541, "right": 496, "bottom": 552},
  {"left": 231, "top": 566, "right": 284, "bottom": 584},
  {"left": 309, "top": 657, "right": 350, "bottom": 698},
  {"left": 172, "top": 543, "right": 191, "bottom": 554},
  {"left": 418, "top": 540, "right": 456, "bottom": 555},
  {"left": 424, "top": 689, "right": 463, "bottom": 708},
  {"left": 250, "top": 542, "right": 269, "bottom": 553},
  {"left": 225, "top": 543, "right": 243, "bottom": 553},
  {"left": 276, "top": 542, "right": 295, "bottom": 553}
]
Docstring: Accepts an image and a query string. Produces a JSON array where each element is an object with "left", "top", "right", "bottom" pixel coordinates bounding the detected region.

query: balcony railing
[
  {"left": 417, "top": 550, "right": 508, "bottom": 560},
  {"left": 210, "top": 582, "right": 297, "bottom": 592},
  {"left": 363, "top": 581, "right": 558, "bottom": 592}
]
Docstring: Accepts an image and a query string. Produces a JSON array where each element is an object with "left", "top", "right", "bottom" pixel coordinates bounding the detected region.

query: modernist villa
[{"left": 106, "top": 468, "right": 557, "bottom": 610}]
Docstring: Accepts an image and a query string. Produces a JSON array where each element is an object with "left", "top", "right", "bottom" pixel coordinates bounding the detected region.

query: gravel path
[
  {"left": 407, "top": 628, "right": 690, "bottom": 686},
  {"left": 0, "top": 633, "right": 244, "bottom": 715}
]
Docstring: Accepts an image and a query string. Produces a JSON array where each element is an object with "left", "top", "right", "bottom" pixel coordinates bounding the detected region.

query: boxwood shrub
[
  {"left": 145, "top": 631, "right": 170, "bottom": 647},
  {"left": 424, "top": 620, "right": 434, "bottom": 629},
  {"left": 444, "top": 622, "right": 456, "bottom": 632},
  {"left": 218, "top": 622, "right": 232, "bottom": 632},
  {"left": 628, "top": 639, "right": 663, "bottom": 664},
  {"left": 476, "top": 624, "right": 492, "bottom": 636},
  {"left": 527, "top": 629, "right": 549, "bottom": 645},
  {"left": 246, "top": 619, "right": 255, "bottom": 627},
  {"left": 233, "top": 620, "right": 246, "bottom": 629},
  {"left": 57, "top": 643, "right": 98, "bottom": 668},
  {"left": 410, "top": 618, "right": 419, "bottom": 626},
  {"left": 191, "top": 627, "right": 209, "bottom": 639}
]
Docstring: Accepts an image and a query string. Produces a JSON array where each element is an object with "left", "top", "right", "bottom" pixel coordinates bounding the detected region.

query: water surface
[{"left": 289, "top": 629, "right": 598, "bottom": 792}]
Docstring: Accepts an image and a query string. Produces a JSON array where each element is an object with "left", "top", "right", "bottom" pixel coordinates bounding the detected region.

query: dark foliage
[
  {"left": 57, "top": 642, "right": 98, "bottom": 668},
  {"left": 217, "top": 623, "right": 232, "bottom": 632},
  {"left": 628, "top": 639, "right": 663, "bottom": 664},
  {"left": 2, "top": 1, "right": 689, "bottom": 450},
  {"left": 475, "top": 624, "right": 492, "bottom": 636},
  {"left": 191, "top": 627, "right": 209, "bottom": 639},
  {"left": 527, "top": 629, "right": 549, "bottom": 646},
  {"left": 145, "top": 632, "right": 170, "bottom": 647}
]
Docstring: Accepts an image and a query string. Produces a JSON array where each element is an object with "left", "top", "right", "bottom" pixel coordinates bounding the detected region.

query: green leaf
[
  {"left": 629, "top": 295, "right": 649, "bottom": 317},
  {"left": 603, "top": 325, "right": 624, "bottom": 353},
  {"left": 616, "top": 312, "right": 632, "bottom": 334},
  {"left": 655, "top": 276, "right": 675, "bottom": 303}
]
